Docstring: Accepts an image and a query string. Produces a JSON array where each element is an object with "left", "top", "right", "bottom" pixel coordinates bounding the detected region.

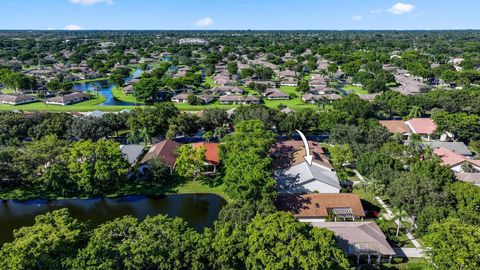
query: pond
[
  {"left": 72, "top": 68, "right": 143, "bottom": 106},
  {"left": 0, "top": 194, "right": 226, "bottom": 245}
]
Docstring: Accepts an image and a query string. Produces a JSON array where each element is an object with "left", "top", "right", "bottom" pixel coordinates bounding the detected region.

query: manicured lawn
[
  {"left": 343, "top": 85, "right": 368, "bottom": 95},
  {"left": 111, "top": 86, "right": 142, "bottom": 104},
  {"left": 175, "top": 181, "right": 232, "bottom": 202},
  {"left": 1, "top": 180, "right": 232, "bottom": 203},
  {"left": 0, "top": 95, "right": 136, "bottom": 112}
]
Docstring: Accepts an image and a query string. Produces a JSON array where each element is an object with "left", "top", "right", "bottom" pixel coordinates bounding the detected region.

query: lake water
[
  {"left": 72, "top": 68, "right": 143, "bottom": 106},
  {"left": 0, "top": 194, "right": 226, "bottom": 245}
]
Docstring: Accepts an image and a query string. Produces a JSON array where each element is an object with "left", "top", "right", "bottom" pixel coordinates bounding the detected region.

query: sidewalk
[{"left": 353, "top": 170, "right": 424, "bottom": 256}]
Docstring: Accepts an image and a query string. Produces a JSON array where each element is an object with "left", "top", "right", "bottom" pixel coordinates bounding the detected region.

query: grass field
[
  {"left": 0, "top": 94, "right": 137, "bottom": 112},
  {"left": 111, "top": 86, "right": 142, "bottom": 104},
  {"left": 342, "top": 85, "right": 368, "bottom": 95}
]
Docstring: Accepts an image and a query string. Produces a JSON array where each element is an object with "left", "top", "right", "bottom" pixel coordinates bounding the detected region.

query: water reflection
[{"left": 0, "top": 194, "right": 226, "bottom": 245}]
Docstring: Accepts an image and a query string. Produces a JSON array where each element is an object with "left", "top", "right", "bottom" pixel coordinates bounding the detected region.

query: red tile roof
[
  {"left": 270, "top": 140, "right": 333, "bottom": 170},
  {"left": 434, "top": 147, "right": 480, "bottom": 167},
  {"left": 276, "top": 193, "right": 366, "bottom": 218},
  {"left": 379, "top": 120, "right": 412, "bottom": 134},
  {"left": 192, "top": 142, "right": 220, "bottom": 165},
  {"left": 406, "top": 118, "right": 437, "bottom": 135}
]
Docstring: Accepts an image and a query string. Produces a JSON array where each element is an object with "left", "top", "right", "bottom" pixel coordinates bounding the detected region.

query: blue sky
[{"left": 0, "top": 0, "right": 479, "bottom": 30}]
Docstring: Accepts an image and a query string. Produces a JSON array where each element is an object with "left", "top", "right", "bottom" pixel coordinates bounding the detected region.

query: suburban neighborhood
[{"left": 0, "top": 1, "right": 479, "bottom": 269}]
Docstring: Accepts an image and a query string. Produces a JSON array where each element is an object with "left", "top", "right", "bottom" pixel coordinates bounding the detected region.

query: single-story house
[
  {"left": 0, "top": 94, "right": 37, "bottom": 105},
  {"left": 434, "top": 147, "right": 480, "bottom": 173},
  {"left": 120, "top": 144, "right": 144, "bottom": 167},
  {"left": 280, "top": 77, "right": 298, "bottom": 87},
  {"left": 199, "top": 94, "right": 215, "bottom": 104},
  {"left": 211, "top": 86, "right": 244, "bottom": 96},
  {"left": 85, "top": 110, "right": 106, "bottom": 118},
  {"left": 276, "top": 193, "right": 365, "bottom": 222},
  {"left": 302, "top": 93, "right": 341, "bottom": 103},
  {"left": 138, "top": 140, "right": 180, "bottom": 175},
  {"left": 264, "top": 88, "right": 290, "bottom": 100},
  {"left": 219, "top": 95, "right": 260, "bottom": 105},
  {"left": 192, "top": 142, "right": 220, "bottom": 173},
  {"left": 406, "top": 118, "right": 437, "bottom": 140},
  {"left": 46, "top": 92, "right": 89, "bottom": 106},
  {"left": 171, "top": 93, "right": 189, "bottom": 103},
  {"left": 379, "top": 120, "right": 412, "bottom": 139},
  {"left": 422, "top": 141, "right": 472, "bottom": 157},
  {"left": 272, "top": 140, "right": 340, "bottom": 193},
  {"left": 455, "top": 172, "right": 480, "bottom": 187},
  {"left": 311, "top": 222, "right": 396, "bottom": 264}
]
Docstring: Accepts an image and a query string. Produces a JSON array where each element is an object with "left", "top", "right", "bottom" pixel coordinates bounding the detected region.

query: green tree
[
  {"left": 67, "top": 140, "right": 130, "bottom": 194},
  {"left": 0, "top": 209, "right": 88, "bottom": 270},
  {"left": 71, "top": 215, "right": 203, "bottom": 270},
  {"left": 245, "top": 212, "right": 349, "bottom": 270},
  {"left": 133, "top": 77, "right": 161, "bottom": 103},
  {"left": 424, "top": 218, "right": 480, "bottom": 270},
  {"left": 175, "top": 145, "right": 206, "bottom": 181}
]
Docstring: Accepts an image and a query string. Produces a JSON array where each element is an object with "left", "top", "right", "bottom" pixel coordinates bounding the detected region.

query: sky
[{"left": 0, "top": 0, "right": 479, "bottom": 30}]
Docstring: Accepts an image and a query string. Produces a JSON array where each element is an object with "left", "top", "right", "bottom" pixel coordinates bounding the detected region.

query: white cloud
[
  {"left": 193, "top": 17, "right": 214, "bottom": 27},
  {"left": 63, "top": 24, "right": 85, "bottom": 30},
  {"left": 370, "top": 9, "right": 383, "bottom": 14},
  {"left": 388, "top": 2, "right": 415, "bottom": 15},
  {"left": 352, "top": 15, "right": 363, "bottom": 21},
  {"left": 69, "top": 0, "right": 113, "bottom": 5}
]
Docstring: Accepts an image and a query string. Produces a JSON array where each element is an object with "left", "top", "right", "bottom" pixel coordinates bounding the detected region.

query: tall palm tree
[{"left": 392, "top": 208, "right": 409, "bottom": 237}]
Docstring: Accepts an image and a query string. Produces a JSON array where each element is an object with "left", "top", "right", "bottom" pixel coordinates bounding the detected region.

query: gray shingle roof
[
  {"left": 275, "top": 162, "right": 340, "bottom": 192},
  {"left": 422, "top": 141, "right": 472, "bottom": 156}
]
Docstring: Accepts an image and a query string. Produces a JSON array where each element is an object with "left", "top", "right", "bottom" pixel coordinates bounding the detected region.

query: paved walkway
[
  {"left": 353, "top": 170, "right": 424, "bottom": 256},
  {"left": 394, "top": 248, "right": 425, "bottom": 258},
  {"left": 375, "top": 196, "right": 422, "bottom": 250}
]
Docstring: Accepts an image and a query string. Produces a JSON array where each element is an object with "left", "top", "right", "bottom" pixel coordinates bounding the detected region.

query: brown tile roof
[
  {"left": 276, "top": 193, "right": 366, "bottom": 218},
  {"left": 379, "top": 120, "right": 412, "bottom": 134},
  {"left": 271, "top": 140, "right": 333, "bottom": 170},
  {"left": 140, "top": 140, "right": 180, "bottom": 167}
]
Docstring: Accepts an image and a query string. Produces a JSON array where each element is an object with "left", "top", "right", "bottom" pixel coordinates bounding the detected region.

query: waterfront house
[
  {"left": 138, "top": 140, "right": 180, "bottom": 175},
  {"left": 192, "top": 142, "right": 220, "bottom": 173},
  {"left": 46, "top": 92, "right": 89, "bottom": 106}
]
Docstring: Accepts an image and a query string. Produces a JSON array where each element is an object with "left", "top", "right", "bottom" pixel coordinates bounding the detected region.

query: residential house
[
  {"left": 272, "top": 140, "right": 341, "bottom": 194},
  {"left": 406, "top": 118, "right": 437, "bottom": 140},
  {"left": 379, "top": 120, "right": 412, "bottom": 140},
  {"left": 211, "top": 86, "right": 244, "bottom": 96},
  {"left": 422, "top": 141, "right": 473, "bottom": 157},
  {"left": 219, "top": 95, "right": 260, "bottom": 105},
  {"left": 302, "top": 93, "right": 341, "bottom": 103},
  {"left": 138, "top": 140, "right": 180, "bottom": 175},
  {"left": 434, "top": 147, "right": 480, "bottom": 173},
  {"left": 46, "top": 92, "right": 89, "bottom": 106},
  {"left": 120, "top": 144, "right": 144, "bottom": 167},
  {"left": 276, "top": 193, "right": 366, "bottom": 222},
  {"left": 123, "top": 85, "right": 134, "bottom": 94},
  {"left": 280, "top": 77, "right": 298, "bottom": 86},
  {"left": 0, "top": 94, "right": 37, "bottom": 105},
  {"left": 198, "top": 94, "right": 215, "bottom": 104},
  {"left": 264, "top": 88, "right": 290, "bottom": 100},
  {"left": 380, "top": 118, "right": 437, "bottom": 141},
  {"left": 192, "top": 142, "right": 220, "bottom": 173},
  {"left": 312, "top": 222, "right": 396, "bottom": 264},
  {"left": 394, "top": 74, "right": 430, "bottom": 95},
  {"left": 171, "top": 93, "right": 189, "bottom": 103}
]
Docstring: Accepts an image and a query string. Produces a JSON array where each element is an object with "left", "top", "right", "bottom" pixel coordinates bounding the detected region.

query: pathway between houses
[{"left": 352, "top": 170, "right": 424, "bottom": 257}]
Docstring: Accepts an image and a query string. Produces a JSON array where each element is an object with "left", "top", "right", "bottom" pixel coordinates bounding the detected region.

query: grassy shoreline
[{"left": 0, "top": 181, "right": 232, "bottom": 203}]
